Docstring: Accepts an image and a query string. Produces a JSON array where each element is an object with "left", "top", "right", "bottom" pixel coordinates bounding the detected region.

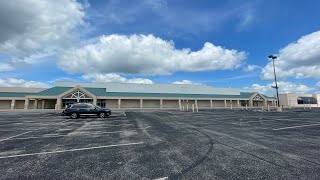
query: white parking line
[
  {"left": 273, "top": 123, "right": 320, "bottom": 131},
  {"left": 0, "top": 130, "right": 17, "bottom": 132},
  {"left": 4, "top": 135, "right": 68, "bottom": 140},
  {"left": 154, "top": 177, "right": 168, "bottom": 180},
  {"left": 81, "top": 123, "right": 134, "bottom": 128},
  {"left": 0, "top": 131, "right": 33, "bottom": 142},
  {"left": 109, "top": 119, "right": 131, "bottom": 122},
  {"left": 0, "top": 142, "right": 144, "bottom": 159},
  {"left": 244, "top": 119, "right": 306, "bottom": 123},
  {"left": 1, "top": 128, "right": 150, "bottom": 141},
  {"left": 58, "top": 119, "right": 74, "bottom": 124},
  {"left": 0, "top": 125, "right": 151, "bottom": 141},
  {"left": 86, "top": 124, "right": 134, "bottom": 127}
]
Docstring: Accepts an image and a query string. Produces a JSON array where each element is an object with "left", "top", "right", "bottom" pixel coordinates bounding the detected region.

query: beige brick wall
[
  {"left": 106, "top": 99, "right": 118, "bottom": 108},
  {"left": 143, "top": 100, "right": 160, "bottom": 108},
  {"left": 162, "top": 100, "right": 179, "bottom": 108},
  {"left": 212, "top": 100, "right": 225, "bottom": 107},
  {"left": 197, "top": 100, "right": 210, "bottom": 108},
  {"left": 14, "top": 100, "right": 25, "bottom": 109},
  {"left": 121, "top": 99, "right": 140, "bottom": 108},
  {"left": 0, "top": 100, "right": 11, "bottom": 109}
]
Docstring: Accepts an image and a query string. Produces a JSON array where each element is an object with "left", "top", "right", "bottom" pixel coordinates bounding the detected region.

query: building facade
[
  {"left": 279, "top": 93, "right": 320, "bottom": 108},
  {"left": 0, "top": 81, "right": 277, "bottom": 110}
]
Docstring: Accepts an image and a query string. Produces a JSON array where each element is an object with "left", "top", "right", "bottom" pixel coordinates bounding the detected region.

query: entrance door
[{"left": 252, "top": 94, "right": 265, "bottom": 107}]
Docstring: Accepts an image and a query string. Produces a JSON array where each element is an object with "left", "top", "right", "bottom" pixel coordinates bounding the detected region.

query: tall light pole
[{"left": 268, "top": 55, "right": 280, "bottom": 107}]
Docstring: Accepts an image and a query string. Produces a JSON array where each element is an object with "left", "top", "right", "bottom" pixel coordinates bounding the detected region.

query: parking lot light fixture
[{"left": 268, "top": 55, "right": 280, "bottom": 108}]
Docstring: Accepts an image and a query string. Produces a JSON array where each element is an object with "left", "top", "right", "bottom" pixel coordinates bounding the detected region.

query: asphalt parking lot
[{"left": 0, "top": 109, "right": 320, "bottom": 180}]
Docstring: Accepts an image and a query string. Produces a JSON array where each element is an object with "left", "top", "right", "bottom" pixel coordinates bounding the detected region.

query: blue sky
[{"left": 0, "top": 0, "right": 320, "bottom": 94}]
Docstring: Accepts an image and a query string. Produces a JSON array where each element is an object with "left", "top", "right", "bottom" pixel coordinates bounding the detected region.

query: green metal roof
[
  {"left": 35, "top": 87, "right": 73, "bottom": 96},
  {"left": 239, "top": 92, "right": 255, "bottom": 98},
  {"left": 261, "top": 94, "right": 276, "bottom": 100},
  {"left": 0, "top": 92, "right": 34, "bottom": 97},
  {"left": 85, "top": 87, "right": 109, "bottom": 96},
  {"left": 31, "top": 87, "right": 107, "bottom": 97},
  {"left": 0, "top": 86, "right": 275, "bottom": 100}
]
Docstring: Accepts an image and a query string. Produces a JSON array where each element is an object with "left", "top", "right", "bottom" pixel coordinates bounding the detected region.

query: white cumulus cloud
[
  {"left": 246, "top": 81, "right": 314, "bottom": 94},
  {"left": 0, "top": 78, "right": 49, "bottom": 88},
  {"left": 59, "top": 34, "right": 247, "bottom": 75},
  {"left": 262, "top": 30, "right": 320, "bottom": 80},
  {"left": 82, "top": 73, "right": 154, "bottom": 84},
  {"left": 172, "top": 80, "right": 199, "bottom": 85},
  {"left": 0, "top": 63, "right": 14, "bottom": 72},
  {"left": 244, "top": 64, "right": 260, "bottom": 72},
  {"left": 0, "top": 0, "right": 86, "bottom": 59}
]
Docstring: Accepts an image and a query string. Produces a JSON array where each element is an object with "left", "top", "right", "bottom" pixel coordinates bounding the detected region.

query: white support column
[
  {"left": 34, "top": 99, "right": 38, "bottom": 109},
  {"left": 210, "top": 100, "right": 213, "bottom": 108},
  {"left": 41, "top": 100, "right": 45, "bottom": 109},
  {"left": 224, "top": 100, "right": 227, "bottom": 107},
  {"left": 93, "top": 98, "right": 97, "bottom": 106},
  {"left": 249, "top": 100, "right": 253, "bottom": 107},
  {"left": 237, "top": 100, "right": 240, "bottom": 107},
  {"left": 140, "top": 99, "right": 143, "bottom": 109},
  {"left": 160, "top": 99, "right": 163, "bottom": 109},
  {"left": 230, "top": 100, "right": 233, "bottom": 109},
  {"left": 195, "top": 99, "right": 198, "bottom": 108},
  {"left": 55, "top": 98, "right": 61, "bottom": 110},
  {"left": 118, "top": 99, "right": 121, "bottom": 109},
  {"left": 24, "top": 98, "right": 29, "bottom": 110},
  {"left": 11, "top": 99, "right": 15, "bottom": 110},
  {"left": 178, "top": 99, "right": 182, "bottom": 109}
]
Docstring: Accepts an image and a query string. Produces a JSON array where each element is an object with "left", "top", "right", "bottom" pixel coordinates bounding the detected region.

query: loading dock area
[{"left": 0, "top": 109, "right": 320, "bottom": 179}]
